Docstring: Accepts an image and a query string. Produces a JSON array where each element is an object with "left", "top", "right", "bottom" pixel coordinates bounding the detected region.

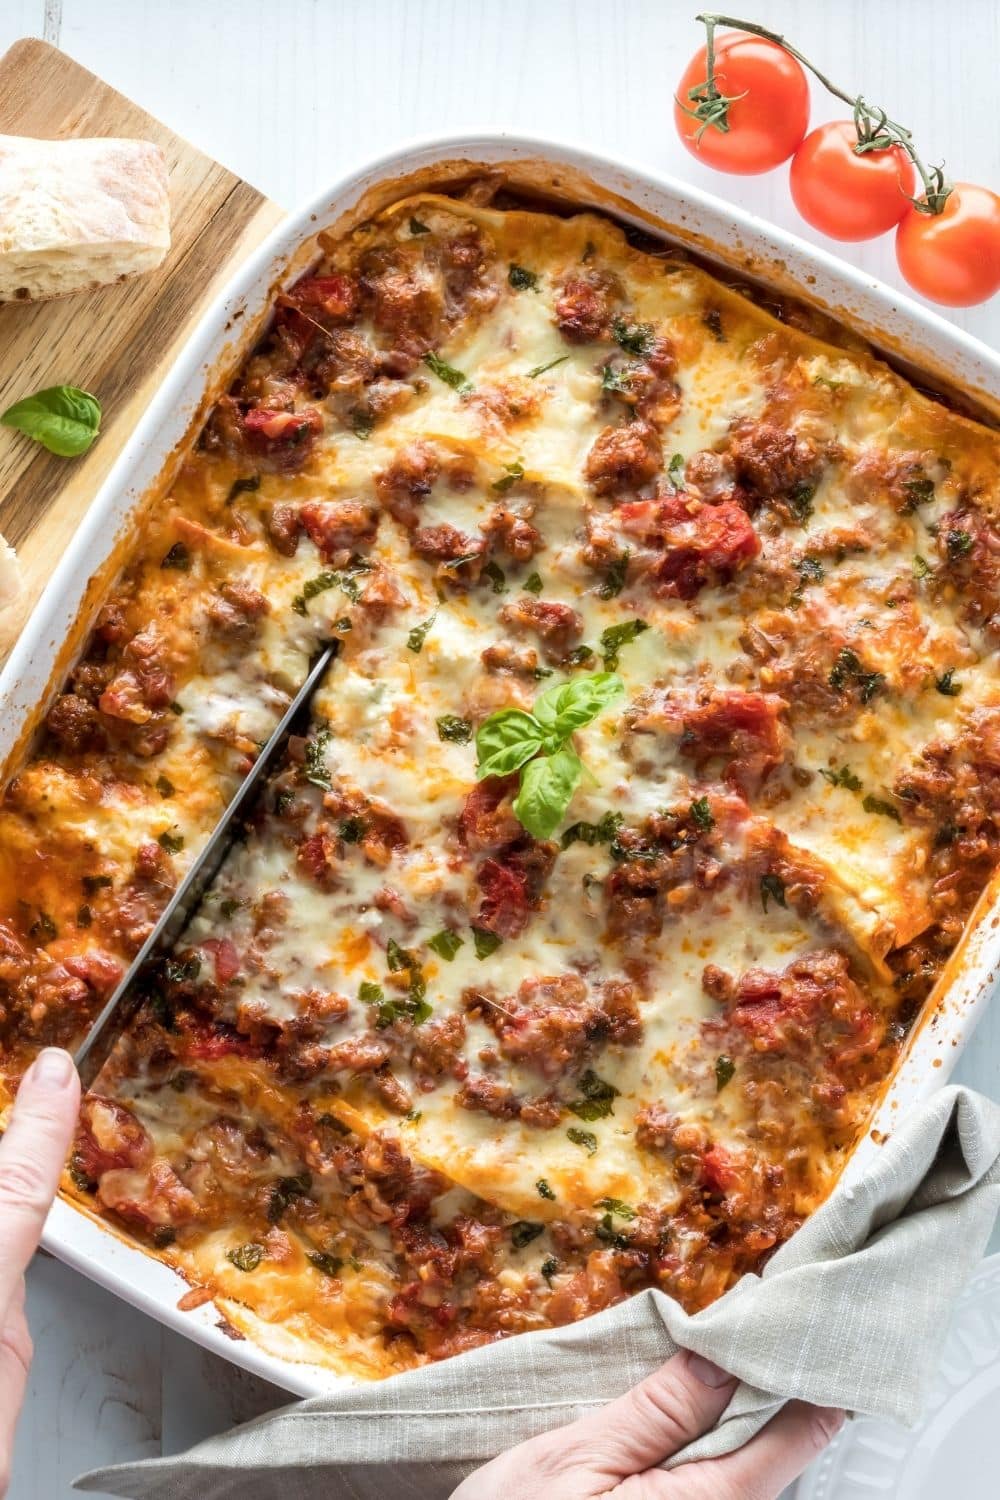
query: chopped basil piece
[
  {"left": 946, "top": 528, "right": 973, "bottom": 560},
  {"left": 595, "top": 1197, "right": 636, "bottom": 1220},
  {"left": 936, "top": 668, "right": 962, "bottom": 697},
  {"left": 165, "top": 954, "right": 200, "bottom": 986},
  {"left": 409, "top": 217, "right": 430, "bottom": 235},
  {"left": 359, "top": 981, "right": 385, "bottom": 1005},
  {"left": 266, "top": 1172, "right": 312, "bottom": 1223},
  {"left": 536, "top": 1179, "right": 556, "bottom": 1201},
  {"left": 601, "top": 363, "right": 636, "bottom": 394},
  {"left": 760, "top": 873, "right": 786, "bottom": 913},
  {"left": 599, "top": 549, "right": 630, "bottom": 599},
  {"left": 308, "top": 1251, "right": 344, "bottom": 1277},
  {"left": 913, "top": 554, "right": 932, "bottom": 579},
  {"left": 160, "top": 542, "right": 191, "bottom": 571},
  {"left": 69, "top": 1159, "right": 97, "bottom": 1193},
  {"left": 76, "top": 904, "right": 92, "bottom": 927},
  {"left": 568, "top": 1069, "right": 619, "bottom": 1121},
  {"left": 82, "top": 874, "right": 113, "bottom": 895},
  {"left": 481, "top": 560, "right": 507, "bottom": 595},
  {"left": 428, "top": 929, "right": 464, "bottom": 961},
  {"left": 407, "top": 613, "right": 436, "bottom": 653},
  {"left": 567, "top": 1126, "right": 598, "bottom": 1155},
  {"left": 423, "top": 351, "right": 472, "bottom": 394},
  {"left": 902, "top": 475, "right": 935, "bottom": 510},
  {"left": 442, "top": 551, "right": 483, "bottom": 572},
  {"left": 339, "top": 816, "right": 365, "bottom": 843},
  {"left": 168, "top": 701, "right": 184, "bottom": 715},
  {"left": 862, "top": 793, "right": 902, "bottom": 823},
  {"left": 689, "top": 796, "right": 714, "bottom": 832},
  {"left": 303, "top": 728, "right": 332, "bottom": 788},
  {"left": 526, "top": 355, "right": 569, "bottom": 379},
  {"left": 511, "top": 1222, "right": 545, "bottom": 1250},
  {"left": 787, "top": 482, "right": 815, "bottom": 525},
  {"left": 156, "top": 774, "right": 175, "bottom": 797},
  {"left": 612, "top": 315, "right": 654, "bottom": 357},
  {"left": 493, "top": 459, "right": 525, "bottom": 493},
  {"left": 523, "top": 571, "right": 544, "bottom": 594},
  {"left": 541, "top": 1255, "right": 559, "bottom": 1282},
  {"left": 226, "top": 474, "right": 260, "bottom": 504},
  {"left": 227, "top": 1242, "right": 265, "bottom": 1273},
  {"left": 715, "top": 1054, "right": 736, "bottom": 1092},
  {"left": 567, "top": 645, "right": 595, "bottom": 666},
  {"left": 508, "top": 264, "right": 539, "bottom": 292},
  {"left": 350, "top": 411, "right": 373, "bottom": 440},
  {"left": 436, "top": 714, "right": 473, "bottom": 743},
  {"left": 157, "top": 830, "right": 184, "bottom": 854},
  {"left": 600, "top": 618, "right": 649, "bottom": 670},
  {"left": 386, "top": 938, "right": 416, "bottom": 972},
  {"left": 291, "top": 570, "right": 338, "bottom": 616},
  {"left": 219, "top": 898, "right": 241, "bottom": 919},
  {"left": 819, "top": 764, "right": 863, "bottom": 792},
  {"left": 560, "top": 809, "right": 623, "bottom": 850},
  {"left": 702, "top": 308, "right": 725, "bottom": 341},
  {"left": 372, "top": 990, "right": 432, "bottom": 1029},
  {"left": 595, "top": 1212, "right": 631, "bottom": 1248},
  {"left": 472, "top": 926, "right": 503, "bottom": 960},
  {"left": 666, "top": 452, "right": 685, "bottom": 490},
  {"left": 828, "top": 648, "right": 884, "bottom": 705}
]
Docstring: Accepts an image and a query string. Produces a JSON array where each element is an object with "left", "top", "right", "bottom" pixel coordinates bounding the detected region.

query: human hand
[
  {"left": 0, "top": 1049, "right": 80, "bottom": 1498},
  {"left": 453, "top": 1347, "right": 844, "bottom": 1500}
]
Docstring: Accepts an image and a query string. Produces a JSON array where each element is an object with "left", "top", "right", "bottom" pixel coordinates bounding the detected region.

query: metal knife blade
[{"left": 73, "top": 639, "right": 338, "bottom": 1090}]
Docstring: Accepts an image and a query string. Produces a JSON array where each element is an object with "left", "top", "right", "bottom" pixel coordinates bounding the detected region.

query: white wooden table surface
[{"left": 0, "top": 3, "right": 997, "bottom": 1497}]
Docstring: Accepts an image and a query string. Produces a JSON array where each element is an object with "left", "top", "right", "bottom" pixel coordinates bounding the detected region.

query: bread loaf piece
[
  {"left": 0, "top": 135, "right": 170, "bottom": 302},
  {"left": 0, "top": 535, "right": 21, "bottom": 611}
]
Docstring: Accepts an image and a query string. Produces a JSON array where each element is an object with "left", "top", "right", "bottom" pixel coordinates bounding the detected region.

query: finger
[
  {"left": 565, "top": 1349, "right": 737, "bottom": 1476},
  {"left": 650, "top": 1400, "right": 845, "bottom": 1500},
  {"left": 0, "top": 1282, "right": 32, "bottom": 1495},
  {"left": 0, "top": 1049, "right": 80, "bottom": 1301}
]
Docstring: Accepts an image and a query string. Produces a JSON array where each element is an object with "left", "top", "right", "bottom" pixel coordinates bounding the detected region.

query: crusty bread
[
  {"left": 0, "top": 135, "right": 170, "bottom": 303},
  {"left": 0, "top": 534, "right": 21, "bottom": 611}
]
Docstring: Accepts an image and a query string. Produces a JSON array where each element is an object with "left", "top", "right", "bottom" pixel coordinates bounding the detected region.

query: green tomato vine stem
[{"left": 688, "top": 12, "right": 950, "bottom": 214}]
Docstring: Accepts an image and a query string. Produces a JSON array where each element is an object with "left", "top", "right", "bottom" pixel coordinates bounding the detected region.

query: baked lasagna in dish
[{"left": 1, "top": 192, "right": 999, "bottom": 1377}]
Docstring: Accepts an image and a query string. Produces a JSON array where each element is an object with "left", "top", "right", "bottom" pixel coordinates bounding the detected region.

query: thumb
[
  {"left": 568, "top": 1349, "right": 738, "bottom": 1478},
  {"left": 0, "top": 1049, "right": 80, "bottom": 1297}
]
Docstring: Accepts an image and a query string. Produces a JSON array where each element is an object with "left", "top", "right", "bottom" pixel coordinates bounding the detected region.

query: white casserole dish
[{"left": 3, "top": 134, "right": 999, "bottom": 1397}]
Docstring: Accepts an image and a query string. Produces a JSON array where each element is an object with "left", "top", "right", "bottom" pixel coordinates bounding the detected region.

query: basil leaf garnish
[{"left": 1, "top": 384, "right": 101, "bottom": 457}]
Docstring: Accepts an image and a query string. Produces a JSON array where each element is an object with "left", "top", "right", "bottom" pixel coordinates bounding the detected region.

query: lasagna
[{"left": 1, "top": 191, "right": 999, "bottom": 1378}]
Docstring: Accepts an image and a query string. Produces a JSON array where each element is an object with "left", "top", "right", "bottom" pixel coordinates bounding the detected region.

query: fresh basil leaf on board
[{"left": 1, "top": 384, "right": 101, "bottom": 457}]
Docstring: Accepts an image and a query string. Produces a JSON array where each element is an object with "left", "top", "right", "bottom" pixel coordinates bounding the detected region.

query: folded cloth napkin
[{"left": 77, "top": 1084, "right": 1000, "bottom": 1500}]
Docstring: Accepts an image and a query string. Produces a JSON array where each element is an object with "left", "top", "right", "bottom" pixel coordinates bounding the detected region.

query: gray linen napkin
[{"left": 77, "top": 1084, "right": 1000, "bottom": 1500}]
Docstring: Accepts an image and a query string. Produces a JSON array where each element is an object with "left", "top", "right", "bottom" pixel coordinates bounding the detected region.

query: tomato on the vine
[
  {"left": 789, "top": 121, "right": 915, "bottom": 241},
  {"left": 895, "top": 184, "right": 1000, "bottom": 306},
  {"left": 674, "top": 33, "right": 810, "bottom": 175}
]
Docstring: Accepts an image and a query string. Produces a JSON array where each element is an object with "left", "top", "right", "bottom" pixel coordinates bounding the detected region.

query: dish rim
[{"left": 3, "top": 130, "right": 998, "bottom": 1397}]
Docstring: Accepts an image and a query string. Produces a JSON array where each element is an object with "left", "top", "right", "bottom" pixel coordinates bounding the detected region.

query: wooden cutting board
[{"left": 0, "top": 37, "right": 284, "bottom": 659}]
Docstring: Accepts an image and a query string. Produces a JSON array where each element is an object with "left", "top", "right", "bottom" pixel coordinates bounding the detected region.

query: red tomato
[
  {"left": 789, "top": 121, "right": 915, "bottom": 241},
  {"left": 895, "top": 183, "right": 1000, "bottom": 306},
  {"left": 674, "top": 34, "right": 810, "bottom": 175}
]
